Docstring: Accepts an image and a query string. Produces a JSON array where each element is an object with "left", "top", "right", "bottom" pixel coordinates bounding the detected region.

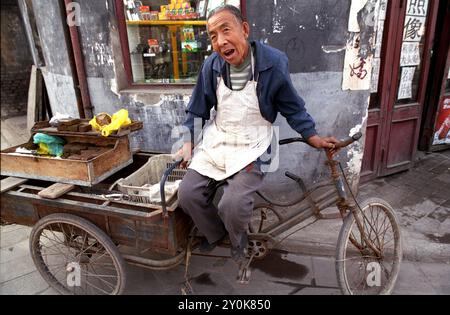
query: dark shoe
[
  {"left": 198, "top": 234, "right": 226, "bottom": 253},
  {"left": 198, "top": 238, "right": 218, "bottom": 253}
]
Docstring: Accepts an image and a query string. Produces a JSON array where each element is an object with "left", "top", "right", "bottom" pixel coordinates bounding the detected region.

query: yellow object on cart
[{"left": 89, "top": 109, "right": 132, "bottom": 137}]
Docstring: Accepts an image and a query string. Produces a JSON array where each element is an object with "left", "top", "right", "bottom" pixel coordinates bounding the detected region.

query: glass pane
[
  {"left": 396, "top": 0, "right": 430, "bottom": 104},
  {"left": 369, "top": 0, "right": 389, "bottom": 110},
  {"left": 123, "top": 0, "right": 239, "bottom": 84}
]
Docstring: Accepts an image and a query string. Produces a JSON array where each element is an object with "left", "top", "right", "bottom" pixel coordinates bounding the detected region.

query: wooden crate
[{"left": 1, "top": 135, "right": 133, "bottom": 187}]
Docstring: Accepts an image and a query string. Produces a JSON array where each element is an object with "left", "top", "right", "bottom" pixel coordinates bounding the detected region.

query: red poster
[{"left": 433, "top": 96, "right": 450, "bottom": 145}]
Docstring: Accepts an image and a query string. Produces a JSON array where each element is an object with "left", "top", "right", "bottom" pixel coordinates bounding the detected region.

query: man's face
[{"left": 207, "top": 10, "right": 250, "bottom": 67}]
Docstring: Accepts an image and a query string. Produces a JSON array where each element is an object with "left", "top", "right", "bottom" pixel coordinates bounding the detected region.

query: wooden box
[{"left": 1, "top": 134, "right": 134, "bottom": 187}]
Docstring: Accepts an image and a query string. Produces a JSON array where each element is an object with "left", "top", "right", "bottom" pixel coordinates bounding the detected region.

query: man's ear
[{"left": 242, "top": 21, "right": 250, "bottom": 39}]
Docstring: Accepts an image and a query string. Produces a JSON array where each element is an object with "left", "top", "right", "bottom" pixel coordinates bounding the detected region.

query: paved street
[{"left": 1, "top": 223, "right": 449, "bottom": 295}]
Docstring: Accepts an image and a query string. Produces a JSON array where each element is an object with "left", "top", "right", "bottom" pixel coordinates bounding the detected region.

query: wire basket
[{"left": 116, "top": 154, "right": 186, "bottom": 205}]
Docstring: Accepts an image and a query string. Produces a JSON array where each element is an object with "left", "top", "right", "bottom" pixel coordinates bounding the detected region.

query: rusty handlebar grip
[{"left": 335, "top": 132, "right": 363, "bottom": 149}]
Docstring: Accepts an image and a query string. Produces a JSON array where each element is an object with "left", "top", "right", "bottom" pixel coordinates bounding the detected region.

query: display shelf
[{"left": 126, "top": 20, "right": 207, "bottom": 26}]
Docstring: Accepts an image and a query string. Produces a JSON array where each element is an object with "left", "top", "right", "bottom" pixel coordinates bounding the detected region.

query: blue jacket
[{"left": 183, "top": 41, "right": 317, "bottom": 142}]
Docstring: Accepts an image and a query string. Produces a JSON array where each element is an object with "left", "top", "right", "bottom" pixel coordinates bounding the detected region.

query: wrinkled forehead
[{"left": 207, "top": 11, "right": 241, "bottom": 33}]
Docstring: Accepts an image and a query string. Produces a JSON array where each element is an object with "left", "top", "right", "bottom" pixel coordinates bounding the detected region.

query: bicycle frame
[
  {"left": 252, "top": 151, "right": 348, "bottom": 243},
  {"left": 250, "top": 134, "right": 381, "bottom": 258}
]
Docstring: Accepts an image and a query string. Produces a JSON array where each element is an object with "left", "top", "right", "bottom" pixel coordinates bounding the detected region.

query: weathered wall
[
  {"left": 246, "top": 0, "right": 373, "bottom": 199},
  {"left": 1, "top": 0, "right": 33, "bottom": 118},
  {"left": 30, "top": 0, "right": 375, "bottom": 198}
]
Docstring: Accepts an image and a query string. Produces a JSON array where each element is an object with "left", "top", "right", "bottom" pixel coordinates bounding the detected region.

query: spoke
[
  {"left": 58, "top": 223, "right": 71, "bottom": 245},
  {"left": 83, "top": 268, "right": 117, "bottom": 291},
  {"left": 88, "top": 250, "right": 110, "bottom": 265},
  {"left": 76, "top": 231, "right": 89, "bottom": 261},
  {"left": 382, "top": 236, "right": 395, "bottom": 248},
  {"left": 380, "top": 261, "right": 392, "bottom": 279},
  {"left": 368, "top": 205, "right": 375, "bottom": 240},
  {"left": 375, "top": 205, "right": 381, "bottom": 235},
  {"left": 47, "top": 264, "right": 67, "bottom": 280},
  {"left": 48, "top": 225, "right": 65, "bottom": 245},
  {"left": 40, "top": 233, "right": 70, "bottom": 252},
  {"left": 67, "top": 224, "right": 74, "bottom": 243},
  {"left": 340, "top": 255, "right": 379, "bottom": 262},
  {"left": 76, "top": 239, "right": 101, "bottom": 259},
  {"left": 379, "top": 215, "right": 389, "bottom": 249},
  {"left": 84, "top": 279, "right": 112, "bottom": 295},
  {"left": 39, "top": 239, "right": 70, "bottom": 260}
]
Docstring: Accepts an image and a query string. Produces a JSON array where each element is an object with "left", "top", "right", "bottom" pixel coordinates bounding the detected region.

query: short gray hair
[{"left": 207, "top": 5, "right": 245, "bottom": 24}]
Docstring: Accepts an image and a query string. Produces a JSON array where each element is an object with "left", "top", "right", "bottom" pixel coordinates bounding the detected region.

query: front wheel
[{"left": 336, "top": 198, "right": 402, "bottom": 295}]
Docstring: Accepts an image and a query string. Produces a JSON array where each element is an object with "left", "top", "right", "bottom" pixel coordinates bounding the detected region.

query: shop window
[{"left": 119, "top": 0, "right": 242, "bottom": 85}]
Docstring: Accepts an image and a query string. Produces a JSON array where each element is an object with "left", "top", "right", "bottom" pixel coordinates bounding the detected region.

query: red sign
[{"left": 433, "top": 96, "right": 450, "bottom": 146}]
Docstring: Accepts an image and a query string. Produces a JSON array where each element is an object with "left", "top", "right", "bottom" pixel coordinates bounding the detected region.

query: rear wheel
[
  {"left": 336, "top": 198, "right": 402, "bottom": 295},
  {"left": 30, "top": 213, "right": 127, "bottom": 295}
]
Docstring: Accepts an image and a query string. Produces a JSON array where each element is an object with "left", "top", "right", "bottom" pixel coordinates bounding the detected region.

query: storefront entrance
[{"left": 362, "top": 0, "right": 441, "bottom": 182}]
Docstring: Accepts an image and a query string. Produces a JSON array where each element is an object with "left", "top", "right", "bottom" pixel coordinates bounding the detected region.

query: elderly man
[{"left": 177, "top": 5, "right": 338, "bottom": 265}]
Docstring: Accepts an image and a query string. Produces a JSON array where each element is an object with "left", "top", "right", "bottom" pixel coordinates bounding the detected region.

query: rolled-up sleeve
[{"left": 274, "top": 56, "right": 317, "bottom": 140}]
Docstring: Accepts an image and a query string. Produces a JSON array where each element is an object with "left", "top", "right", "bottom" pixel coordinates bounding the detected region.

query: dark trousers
[{"left": 178, "top": 166, "right": 264, "bottom": 249}]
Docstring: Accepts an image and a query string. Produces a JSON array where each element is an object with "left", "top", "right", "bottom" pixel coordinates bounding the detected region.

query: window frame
[{"left": 115, "top": 0, "right": 247, "bottom": 89}]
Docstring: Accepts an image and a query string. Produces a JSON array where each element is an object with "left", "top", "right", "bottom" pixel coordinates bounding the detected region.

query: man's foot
[
  {"left": 198, "top": 234, "right": 227, "bottom": 253},
  {"left": 198, "top": 238, "right": 219, "bottom": 253}
]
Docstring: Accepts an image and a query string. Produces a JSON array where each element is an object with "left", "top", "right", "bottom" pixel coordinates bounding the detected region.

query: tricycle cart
[{"left": 0, "top": 133, "right": 402, "bottom": 295}]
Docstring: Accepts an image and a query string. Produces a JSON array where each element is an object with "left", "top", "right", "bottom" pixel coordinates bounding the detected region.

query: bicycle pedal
[
  {"left": 236, "top": 267, "right": 251, "bottom": 285},
  {"left": 181, "top": 283, "right": 194, "bottom": 295}
]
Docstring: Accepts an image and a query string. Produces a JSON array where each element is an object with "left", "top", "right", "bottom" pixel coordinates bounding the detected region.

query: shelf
[{"left": 126, "top": 20, "right": 207, "bottom": 26}]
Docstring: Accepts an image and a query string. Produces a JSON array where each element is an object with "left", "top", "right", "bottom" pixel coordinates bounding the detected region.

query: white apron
[{"left": 189, "top": 53, "right": 273, "bottom": 181}]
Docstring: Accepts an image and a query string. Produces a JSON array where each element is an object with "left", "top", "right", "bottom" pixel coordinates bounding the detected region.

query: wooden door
[{"left": 362, "top": 0, "right": 440, "bottom": 180}]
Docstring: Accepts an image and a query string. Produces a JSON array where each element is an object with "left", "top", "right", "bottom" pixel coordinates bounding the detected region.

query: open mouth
[{"left": 223, "top": 49, "right": 235, "bottom": 58}]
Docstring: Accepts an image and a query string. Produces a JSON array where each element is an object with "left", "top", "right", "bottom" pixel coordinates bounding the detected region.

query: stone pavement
[
  {"left": 279, "top": 150, "right": 450, "bottom": 263},
  {"left": 0, "top": 224, "right": 449, "bottom": 295}
]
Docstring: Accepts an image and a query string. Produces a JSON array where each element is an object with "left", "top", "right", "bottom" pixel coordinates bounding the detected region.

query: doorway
[{"left": 361, "top": 0, "right": 440, "bottom": 182}]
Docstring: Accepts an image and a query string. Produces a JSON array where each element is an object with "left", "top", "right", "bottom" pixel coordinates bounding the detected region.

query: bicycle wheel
[
  {"left": 30, "top": 213, "right": 127, "bottom": 295},
  {"left": 336, "top": 198, "right": 402, "bottom": 295}
]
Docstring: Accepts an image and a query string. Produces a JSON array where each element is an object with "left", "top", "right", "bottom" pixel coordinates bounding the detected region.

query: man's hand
[
  {"left": 176, "top": 142, "right": 193, "bottom": 169},
  {"left": 307, "top": 135, "right": 340, "bottom": 154}
]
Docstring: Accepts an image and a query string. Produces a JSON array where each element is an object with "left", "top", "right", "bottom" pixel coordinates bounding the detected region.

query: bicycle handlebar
[
  {"left": 279, "top": 137, "right": 308, "bottom": 145},
  {"left": 279, "top": 132, "right": 363, "bottom": 149},
  {"left": 334, "top": 132, "right": 363, "bottom": 149}
]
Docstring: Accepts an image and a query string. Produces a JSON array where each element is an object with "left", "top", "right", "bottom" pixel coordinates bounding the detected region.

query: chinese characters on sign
[
  {"left": 371, "top": 0, "right": 388, "bottom": 93},
  {"left": 403, "top": 16, "right": 427, "bottom": 42},
  {"left": 343, "top": 36, "right": 373, "bottom": 91},
  {"left": 398, "top": 67, "right": 416, "bottom": 100},
  {"left": 371, "top": 58, "right": 381, "bottom": 93},
  {"left": 397, "top": 0, "right": 429, "bottom": 101},
  {"left": 400, "top": 42, "right": 421, "bottom": 66},
  {"left": 350, "top": 58, "right": 368, "bottom": 80},
  {"left": 407, "top": 0, "right": 428, "bottom": 16},
  {"left": 343, "top": 0, "right": 372, "bottom": 91}
]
